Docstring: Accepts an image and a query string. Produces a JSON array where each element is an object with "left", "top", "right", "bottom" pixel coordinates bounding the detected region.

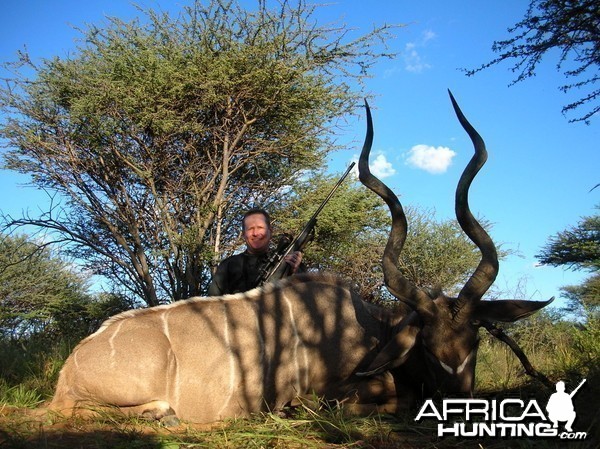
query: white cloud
[
  {"left": 405, "top": 144, "right": 456, "bottom": 174},
  {"left": 422, "top": 29, "right": 437, "bottom": 43},
  {"left": 350, "top": 152, "right": 396, "bottom": 179},
  {"left": 370, "top": 153, "right": 396, "bottom": 178},
  {"left": 403, "top": 30, "right": 436, "bottom": 73},
  {"left": 404, "top": 43, "right": 431, "bottom": 73}
]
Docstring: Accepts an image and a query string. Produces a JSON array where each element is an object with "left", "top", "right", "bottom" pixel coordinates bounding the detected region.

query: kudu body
[{"left": 49, "top": 92, "right": 551, "bottom": 423}]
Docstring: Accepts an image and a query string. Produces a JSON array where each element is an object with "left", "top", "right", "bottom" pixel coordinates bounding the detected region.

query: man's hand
[{"left": 284, "top": 251, "right": 303, "bottom": 273}]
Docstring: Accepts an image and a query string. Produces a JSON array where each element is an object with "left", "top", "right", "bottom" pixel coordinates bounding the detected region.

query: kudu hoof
[{"left": 160, "top": 414, "right": 181, "bottom": 427}]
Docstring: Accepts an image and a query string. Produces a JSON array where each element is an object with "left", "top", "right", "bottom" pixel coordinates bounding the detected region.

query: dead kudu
[{"left": 49, "top": 92, "right": 552, "bottom": 424}]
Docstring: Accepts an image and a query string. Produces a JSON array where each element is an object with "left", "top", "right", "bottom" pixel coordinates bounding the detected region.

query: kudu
[{"left": 49, "top": 92, "right": 552, "bottom": 424}]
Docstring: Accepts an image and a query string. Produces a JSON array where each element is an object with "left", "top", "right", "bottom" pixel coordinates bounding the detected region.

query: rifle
[{"left": 255, "top": 162, "right": 356, "bottom": 286}]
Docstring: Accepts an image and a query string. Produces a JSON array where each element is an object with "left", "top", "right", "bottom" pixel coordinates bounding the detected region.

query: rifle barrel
[
  {"left": 310, "top": 162, "right": 356, "bottom": 219},
  {"left": 255, "top": 162, "right": 356, "bottom": 285}
]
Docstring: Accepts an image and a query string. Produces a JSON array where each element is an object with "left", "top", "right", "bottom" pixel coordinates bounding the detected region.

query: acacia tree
[
  {"left": 465, "top": 0, "right": 599, "bottom": 123},
  {"left": 536, "top": 206, "right": 600, "bottom": 312},
  {"left": 0, "top": 233, "right": 130, "bottom": 342},
  {"left": 0, "top": 0, "right": 396, "bottom": 306}
]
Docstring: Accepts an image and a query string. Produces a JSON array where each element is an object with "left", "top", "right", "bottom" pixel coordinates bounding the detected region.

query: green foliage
[
  {"left": 273, "top": 172, "right": 485, "bottom": 301},
  {"left": 537, "top": 206, "right": 599, "bottom": 311},
  {"left": 0, "top": 233, "right": 88, "bottom": 341},
  {"left": 263, "top": 171, "right": 384, "bottom": 301},
  {"left": 398, "top": 206, "right": 488, "bottom": 296},
  {"left": 537, "top": 208, "right": 600, "bottom": 271},
  {"left": 476, "top": 309, "right": 599, "bottom": 391},
  {"left": 0, "top": 233, "right": 130, "bottom": 411},
  {"left": 0, "top": 381, "right": 43, "bottom": 408},
  {"left": 561, "top": 273, "right": 600, "bottom": 311},
  {"left": 0, "top": 337, "right": 72, "bottom": 406},
  {"left": 0, "top": 0, "right": 397, "bottom": 305},
  {"left": 0, "top": 233, "right": 132, "bottom": 342},
  {"left": 465, "top": 0, "right": 600, "bottom": 123}
]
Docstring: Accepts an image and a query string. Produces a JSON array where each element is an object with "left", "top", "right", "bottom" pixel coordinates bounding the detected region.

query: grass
[
  {"left": 0, "top": 405, "right": 409, "bottom": 449},
  {"left": 0, "top": 382, "right": 43, "bottom": 409}
]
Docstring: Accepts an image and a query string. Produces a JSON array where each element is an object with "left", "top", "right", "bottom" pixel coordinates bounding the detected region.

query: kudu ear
[
  {"left": 473, "top": 297, "right": 554, "bottom": 323},
  {"left": 356, "top": 321, "right": 420, "bottom": 377}
]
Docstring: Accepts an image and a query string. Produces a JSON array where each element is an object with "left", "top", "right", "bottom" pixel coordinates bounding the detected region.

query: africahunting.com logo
[{"left": 415, "top": 379, "right": 588, "bottom": 441}]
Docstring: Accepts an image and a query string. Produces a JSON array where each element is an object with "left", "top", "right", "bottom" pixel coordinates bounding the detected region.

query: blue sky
[{"left": 1, "top": 1, "right": 598, "bottom": 308}]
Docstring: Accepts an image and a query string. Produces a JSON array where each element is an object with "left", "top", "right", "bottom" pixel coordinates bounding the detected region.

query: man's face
[{"left": 243, "top": 213, "right": 272, "bottom": 254}]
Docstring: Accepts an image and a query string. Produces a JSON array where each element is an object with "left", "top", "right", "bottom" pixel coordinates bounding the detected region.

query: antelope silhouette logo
[{"left": 546, "top": 379, "right": 586, "bottom": 432}]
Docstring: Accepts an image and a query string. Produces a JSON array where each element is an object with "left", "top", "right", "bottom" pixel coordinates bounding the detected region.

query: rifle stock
[{"left": 255, "top": 162, "right": 356, "bottom": 286}]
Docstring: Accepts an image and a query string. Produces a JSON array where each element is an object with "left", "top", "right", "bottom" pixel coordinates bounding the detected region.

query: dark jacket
[{"left": 207, "top": 251, "right": 270, "bottom": 296}]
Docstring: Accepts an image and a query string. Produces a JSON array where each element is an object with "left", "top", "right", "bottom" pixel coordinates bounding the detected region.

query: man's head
[{"left": 242, "top": 208, "right": 272, "bottom": 254}]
